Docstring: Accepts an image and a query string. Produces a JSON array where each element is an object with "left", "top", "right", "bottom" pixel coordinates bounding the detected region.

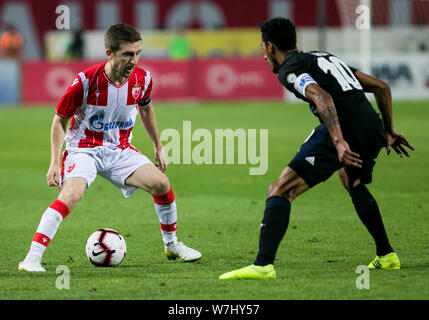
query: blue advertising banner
[{"left": 0, "top": 60, "right": 20, "bottom": 105}]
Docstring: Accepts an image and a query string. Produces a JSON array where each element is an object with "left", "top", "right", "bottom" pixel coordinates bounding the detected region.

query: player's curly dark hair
[
  {"left": 260, "top": 17, "right": 297, "bottom": 52},
  {"left": 104, "top": 23, "right": 142, "bottom": 53}
]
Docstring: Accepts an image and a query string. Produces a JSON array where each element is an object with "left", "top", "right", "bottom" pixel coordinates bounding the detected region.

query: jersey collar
[{"left": 280, "top": 49, "right": 300, "bottom": 67}]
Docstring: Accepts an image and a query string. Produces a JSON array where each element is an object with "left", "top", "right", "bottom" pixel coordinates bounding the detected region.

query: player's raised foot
[
  {"left": 219, "top": 264, "right": 276, "bottom": 280},
  {"left": 164, "top": 241, "right": 202, "bottom": 262},
  {"left": 18, "top": 255, "right": 46, "bottom": 272},
  {"left": 368, "top": 252, "right": 400, "bottom": 270}
]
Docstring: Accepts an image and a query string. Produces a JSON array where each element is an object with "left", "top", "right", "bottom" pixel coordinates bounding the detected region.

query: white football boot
[
  {"left": 18, "top": 255, "right": 46, "bottom": 272},
  {"left": 164, "top": 241, "right": 202, "bottom": 262}
]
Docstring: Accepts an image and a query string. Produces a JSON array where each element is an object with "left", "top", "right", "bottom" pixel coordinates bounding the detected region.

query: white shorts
[{"left": 60, "top": 146, "right": 153, "bottom": 198}]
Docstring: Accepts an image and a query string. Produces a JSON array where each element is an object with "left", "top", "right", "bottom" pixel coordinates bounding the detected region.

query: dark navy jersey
[{"left": 278, "top": 50, "right": 384, "bottom": 131}]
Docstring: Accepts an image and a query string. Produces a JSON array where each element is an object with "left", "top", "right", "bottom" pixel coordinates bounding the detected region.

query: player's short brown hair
[{"left": 104, "top": 23, "right": 142, "bottom": 53}]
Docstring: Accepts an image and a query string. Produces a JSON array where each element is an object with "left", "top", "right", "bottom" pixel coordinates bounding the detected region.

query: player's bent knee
[
  {"left": 58, "top": 190, "right": 83, "bottom": 210},
  {"left": 338, "top": 168, "right": 361, "bottom": 191},
  {"left": 338, "top": 168, "right": 349, "bottom": 190},
  {"left": 267, "top": 180, "right": 282, "bottom": 197},
  {"left": 282, "top": 188, "right": 301, "bottom": 202},
  {"left": 58, "top": 178, "right": 86, "bottom": 210},
  {"left": 267, "top": 173, "right": 309, "bottom": 202},
  {"left": 149, "top": 175, "right": 170, "bottom": 195},
  {"left": 267, "top": 180, "right": 294, "bottom": 202}
]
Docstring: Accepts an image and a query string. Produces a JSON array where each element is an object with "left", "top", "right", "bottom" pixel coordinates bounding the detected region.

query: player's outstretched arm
[
  {"left": 354, "top": 71, "right": 415, "bottom": 157},
  {"left": 137, "top": 102, "right": 168, "bottom": 172},
  {"left": 305, "top": 83, "right": 362, "bottom": 168},
  {"left": 46, "top": 115, "right": 68, "bottom": 187}
]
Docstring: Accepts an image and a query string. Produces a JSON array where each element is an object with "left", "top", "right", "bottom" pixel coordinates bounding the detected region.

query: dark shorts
[{"left": 288, "top": 124, "right": 386, "bottom": 188}]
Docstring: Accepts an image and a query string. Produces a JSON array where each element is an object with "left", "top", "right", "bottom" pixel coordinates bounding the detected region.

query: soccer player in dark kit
[{"left": 219, "top": 17, "right": 414, "bottom": 279}]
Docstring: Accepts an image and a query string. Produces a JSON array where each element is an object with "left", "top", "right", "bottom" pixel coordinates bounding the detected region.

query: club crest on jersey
[{"left": 132, "top": 82, "right": 142, "bottom": 100}]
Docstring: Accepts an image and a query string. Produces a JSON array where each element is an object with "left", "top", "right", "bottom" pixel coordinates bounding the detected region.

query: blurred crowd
[{"left": 0, "top": 23, "right": 23, "bottom": 60}]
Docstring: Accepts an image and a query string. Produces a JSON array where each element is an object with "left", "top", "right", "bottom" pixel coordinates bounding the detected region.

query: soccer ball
[{"left": 86, "top": 228, "right": 127, "bottom": 267}]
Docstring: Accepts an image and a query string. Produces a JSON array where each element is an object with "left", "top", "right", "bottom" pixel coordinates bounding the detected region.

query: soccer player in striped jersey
[{"left": 19, "top": 24, "right": 201, "bottom": 272}]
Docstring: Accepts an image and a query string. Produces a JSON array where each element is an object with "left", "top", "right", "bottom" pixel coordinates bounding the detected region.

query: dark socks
[
  {"left": 254, "top": 196, "right": 291, "bottom": 266},
  {"left": 349, "top": 184, "right": 393, "bottom": 256}
]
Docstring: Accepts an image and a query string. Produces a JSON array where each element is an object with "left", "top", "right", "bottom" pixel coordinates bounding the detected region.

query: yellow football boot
[
  {"left": 219, "top": 264, "right": 276, "bottom": 280},
  {"left": 368, "top": 252, "right": 400, "bottom": 270}
]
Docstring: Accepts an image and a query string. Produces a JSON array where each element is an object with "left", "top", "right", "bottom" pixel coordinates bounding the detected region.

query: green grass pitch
[{"left": 0, "top": 100, "right": 428, "bottom": 300}]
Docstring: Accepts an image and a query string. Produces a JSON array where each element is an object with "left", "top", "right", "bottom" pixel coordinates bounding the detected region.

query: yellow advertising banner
[
  {"left": 45, "top": 28, "right": 262, "bottom": 61},
  {"left": 186, "top": 28, "right": 261, "bottom": 58}
]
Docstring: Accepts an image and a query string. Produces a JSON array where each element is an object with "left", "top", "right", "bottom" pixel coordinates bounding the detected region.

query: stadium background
[
  {"left": 1, "top": 0, "right": 429, "bottom": 105},
  {"left": 1, "top": 0, "right": 429, "bottom": 302}
]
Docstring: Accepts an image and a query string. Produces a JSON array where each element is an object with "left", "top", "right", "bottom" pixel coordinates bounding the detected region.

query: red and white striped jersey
[{"left": 56, "top": 62, "right": 152, "bottom": 149}]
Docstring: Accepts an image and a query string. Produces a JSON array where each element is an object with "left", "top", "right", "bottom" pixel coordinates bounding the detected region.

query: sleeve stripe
[
  {"left": 55, "top": 111, "right": 70, "bottom": 119},
  {"left": 78, "top": 72, "right": 89, "bottom": 96},
  {"left": 142, "top": 70, "right": 151, "bottom": 96}
]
